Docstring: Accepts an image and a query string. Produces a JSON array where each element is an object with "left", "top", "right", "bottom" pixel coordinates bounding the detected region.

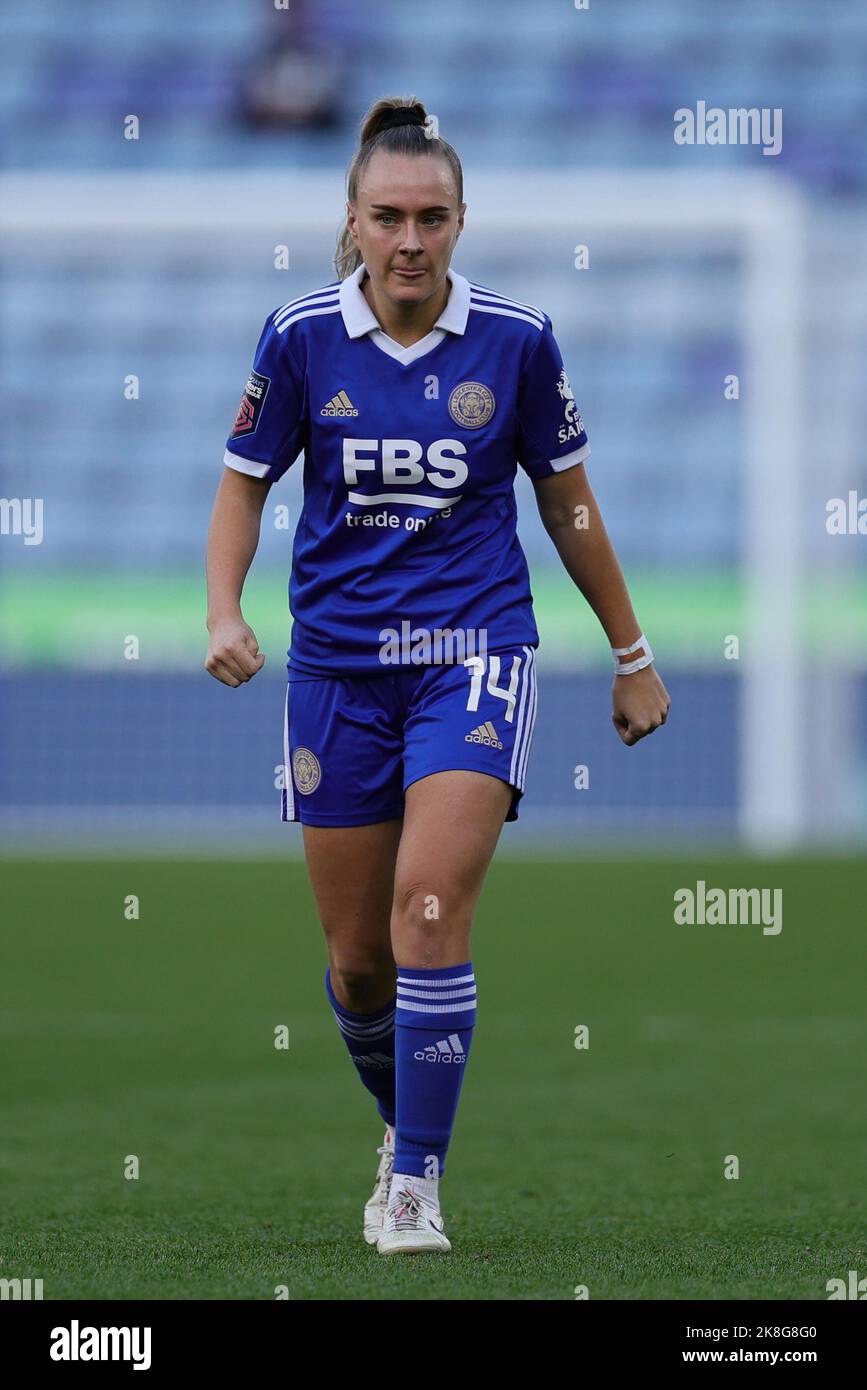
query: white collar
[{"left": 339, "top": 261, "right": 471, "bottom": 341}]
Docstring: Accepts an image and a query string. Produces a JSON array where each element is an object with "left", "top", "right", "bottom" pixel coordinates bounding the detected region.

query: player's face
[{"left": 348, "top": 151, "right": 465, "bottom": 306}]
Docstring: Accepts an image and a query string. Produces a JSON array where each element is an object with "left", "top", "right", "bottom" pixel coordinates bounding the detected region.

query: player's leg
[
  {"left": 284, "top": 673, "right": 406, "bottom": 1241},
  {"left": 302, "top": 819, "right": 402, "bottom": 1013},
  {"left": 302, "top": 820, "right": 404, "bottom": 1242},
  {"left": 391, "top": 769, "right": 511, "bottom": 966},
  {"left": 284, "top": 668, "right": 404, "bottom": 1031},
  {"left": 379, "top": 769, "right": 513, "bottom": 1254},
  {"left": 303, "top": 817, "right": 402, "bottom": 1124},
  {"left": 377, "top": 650, "right": 536, "bottom": 1252}
]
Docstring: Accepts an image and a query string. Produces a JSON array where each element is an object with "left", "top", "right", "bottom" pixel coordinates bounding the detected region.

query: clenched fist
[
  {"left": 205, "top": 616, "right": 265, "bottom": 687},
  {"left": 611, "top": 665, "right": 670, "bottom": 746}
]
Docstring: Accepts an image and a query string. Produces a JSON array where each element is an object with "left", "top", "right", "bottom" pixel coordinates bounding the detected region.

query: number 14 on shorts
[{"left": 464, "top": 654, "right": 521, "bottom": 723}]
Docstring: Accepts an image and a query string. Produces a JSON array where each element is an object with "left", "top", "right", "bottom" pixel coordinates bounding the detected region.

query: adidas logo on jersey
[
  {"left": 465, "top": 720, "right": 503, "bottom": 750},
  {"left": 320, "top": 389, "right": 359, "bottom": 417},
  {"left": 413, "top": 1034, "right": 466, "bottom": 1063}
]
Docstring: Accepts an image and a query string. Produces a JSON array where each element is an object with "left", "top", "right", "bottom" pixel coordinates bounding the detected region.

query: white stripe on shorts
[
  {"left": 516, "top": 652, "right": 538, "bottom": 789},
  {"left": 509, "top": 646, "right": 537, "bottom": 789},
  {"left": 282, "top": 683, "right": 296, "bottom": 821}
]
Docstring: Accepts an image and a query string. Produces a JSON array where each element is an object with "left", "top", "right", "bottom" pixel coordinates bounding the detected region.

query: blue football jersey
[{"left": 223, "top": 262, "right": 590, "bottom": 673}]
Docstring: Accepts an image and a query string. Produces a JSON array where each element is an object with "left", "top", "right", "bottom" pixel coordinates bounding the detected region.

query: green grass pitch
[{"left": 1, "top": 855, "right": 864, "bottom": 1300}]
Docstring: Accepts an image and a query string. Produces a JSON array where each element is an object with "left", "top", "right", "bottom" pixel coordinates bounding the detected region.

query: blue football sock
[
  {"left": 394, "top": 962, "right": 477, "bottom": 1179},
  {"left": 325, "top": 968, "right": 396, "bottom": 1128}
]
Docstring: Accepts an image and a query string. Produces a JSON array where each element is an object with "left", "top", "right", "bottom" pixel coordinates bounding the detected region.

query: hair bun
[
  {"left": 366, "top": 101, "right": 427, "bottom": 142},
  {"left": 380, "top": 107, "right": 425, "bottom": 130}
]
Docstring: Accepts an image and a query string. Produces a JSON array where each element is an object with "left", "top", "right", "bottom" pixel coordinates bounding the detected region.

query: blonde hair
[{"left": 334, "top": 96, "right": 464, "bottom": 281}]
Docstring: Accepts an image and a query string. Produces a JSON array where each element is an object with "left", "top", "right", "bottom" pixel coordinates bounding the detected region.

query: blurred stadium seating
[{"left": 2, "top": 1, "right": 867, "bottom": 188}]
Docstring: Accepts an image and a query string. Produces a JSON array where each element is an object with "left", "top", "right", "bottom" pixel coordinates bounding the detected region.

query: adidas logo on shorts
[
  {"left": 413, "top": 1034, "right": 466, "bottom": 1063},
  {"left": 320, "top": 389, "right": 359, "bottom": 416},
  {"left": 464, "top": 720, "right": 503, "bottom": 750}
]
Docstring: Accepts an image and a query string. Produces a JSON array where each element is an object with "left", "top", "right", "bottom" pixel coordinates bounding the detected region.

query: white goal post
[{"left": 1, "top": 168, "right": 806, "bottom": 850}]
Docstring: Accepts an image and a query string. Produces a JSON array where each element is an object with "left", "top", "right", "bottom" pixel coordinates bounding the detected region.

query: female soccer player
[{"left": 206, "top": 96, "right": 670, "bottom": 1256}]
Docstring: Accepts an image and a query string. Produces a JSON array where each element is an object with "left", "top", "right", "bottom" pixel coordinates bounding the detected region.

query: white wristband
[{"left": 612, "top": 632, "right": 654, "bottom": 675}]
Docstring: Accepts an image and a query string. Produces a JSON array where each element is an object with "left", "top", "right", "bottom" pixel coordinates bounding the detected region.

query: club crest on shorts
[
  {"left": 292, "top": 747, "right": 321, "bottom": 794},
  {"left": 448, "top": 381, "right": 495, "bottom": 429}
]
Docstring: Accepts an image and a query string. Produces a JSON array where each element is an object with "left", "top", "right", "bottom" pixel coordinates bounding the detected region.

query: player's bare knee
[
  {"left": 391, "top": 882, "right": 469, "bottom": 946},
  {"left": 394, "top": 879, "right": 439, "bottom": 922},
  {"left": 330, "top": 956, "right": 396, "bottom": 1010}
]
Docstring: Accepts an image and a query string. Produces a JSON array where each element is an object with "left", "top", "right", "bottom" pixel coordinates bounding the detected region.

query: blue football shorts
[{"left": 281, "top": 645, "right": 538, "bottom": 827}]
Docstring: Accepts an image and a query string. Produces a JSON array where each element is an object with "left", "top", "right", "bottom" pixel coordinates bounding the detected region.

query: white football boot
[
  {"left": 363, "top": 1125, "right": 395, "bottom": 1245},
  {"left": 376, "top": 1183, "right": 451, "bottom": 1255}
]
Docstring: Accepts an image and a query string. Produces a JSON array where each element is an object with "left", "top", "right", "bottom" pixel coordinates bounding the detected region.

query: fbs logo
[
  {"left": 320, "top": 389, "right": 359, "bottom": 417},
  {"left": 414, "top": 1034, "right": 466, "bottom": 1063},
  {"left": 465, "top": 720, "right": 503, "bottom": 750}
]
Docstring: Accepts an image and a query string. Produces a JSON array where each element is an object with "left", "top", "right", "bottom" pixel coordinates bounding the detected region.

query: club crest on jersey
[
  {"left": 556, "top": 369, "right": 584, "bottom": 444},
  {"left": 292, "top": 747, "right": 321, "bottom": 794},
  {"left": 448, "top": 381, "right": 496, "bottom": 430},
  {"left": 231, "top": 369, "right": 270, "bottom": 437}
]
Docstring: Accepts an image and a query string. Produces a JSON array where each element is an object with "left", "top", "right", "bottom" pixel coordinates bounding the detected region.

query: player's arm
[
  {"left": 205, "top": 466, "right": 271, "bottom": 687},
  {"left": 207, "top": 310, "right": 306, "bottom": 687},
  {"left": 533, "top": 463, "right": 670, "bottom": 746}
]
